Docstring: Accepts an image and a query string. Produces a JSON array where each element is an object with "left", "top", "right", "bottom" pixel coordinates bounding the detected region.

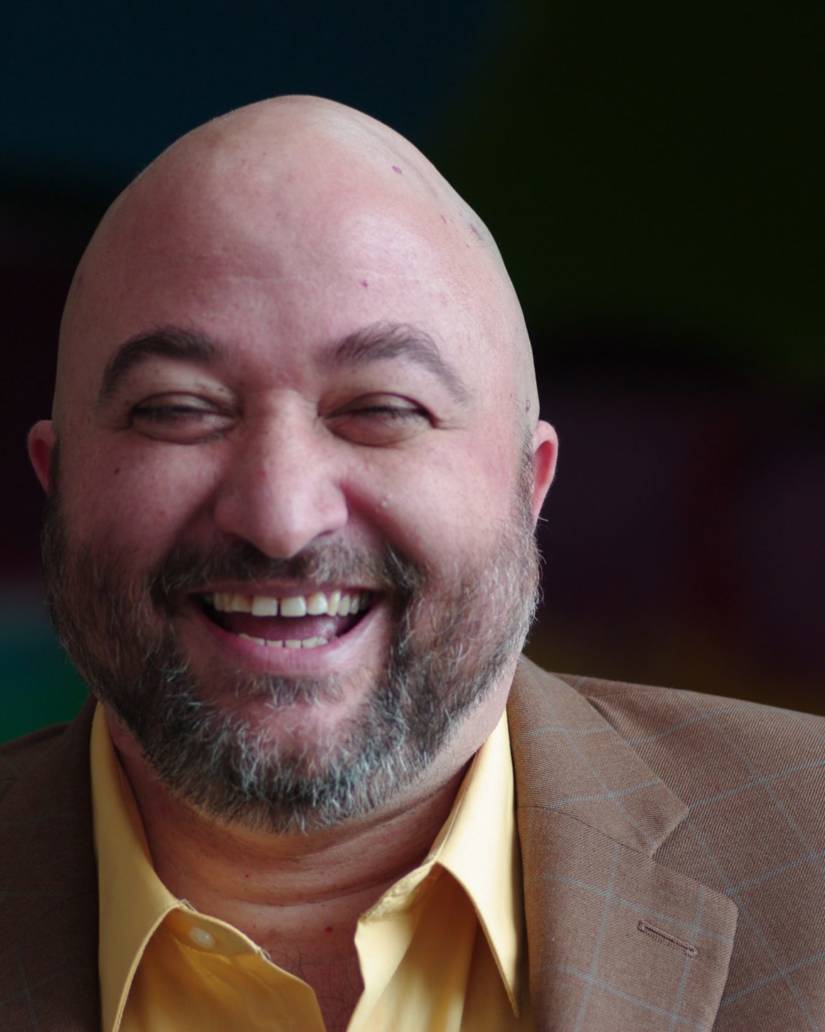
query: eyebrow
[
  {"left": 98, "top": 327, "right": 216, "bottom": 403},
  {"left": 324, "top": 322, "right": 471, "bottom": 403},
  {"left": 97, "top": 321, "right": 471, "bottom": 404}
]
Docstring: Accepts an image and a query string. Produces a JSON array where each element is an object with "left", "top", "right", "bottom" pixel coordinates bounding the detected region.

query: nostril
[{"left": 211, "top": 461, "right": 349, "bottom": 561}]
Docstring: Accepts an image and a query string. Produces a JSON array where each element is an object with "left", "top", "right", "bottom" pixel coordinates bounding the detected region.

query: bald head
[{"left": 56, "top": 96, "right": 539, "bottom": 435}]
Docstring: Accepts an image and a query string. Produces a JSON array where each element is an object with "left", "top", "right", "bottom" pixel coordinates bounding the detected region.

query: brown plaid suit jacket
[{"left": 2, "top": 657, "right": 824, "bottom": 1030}]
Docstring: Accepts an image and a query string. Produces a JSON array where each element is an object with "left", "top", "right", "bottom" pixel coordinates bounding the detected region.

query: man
[{"left": 1, "top": 97, "right": 823, "bottom": 1031}]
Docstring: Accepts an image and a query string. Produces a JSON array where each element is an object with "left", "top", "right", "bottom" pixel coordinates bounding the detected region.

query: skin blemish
[
  {"left": 470, "top": 224, "right": 482, "bottom": 240},
  {"left": 440, "top": 214, "right": 447, "bottom": 224},
  {"left": 324, "top": 925, "right": 334, "bottom": 934},
  {"left": 360, "top": 279, "right": 369, "bottom": 288},
  {"left": 391, "top": 165, "right": 402, "bottom": 174}
]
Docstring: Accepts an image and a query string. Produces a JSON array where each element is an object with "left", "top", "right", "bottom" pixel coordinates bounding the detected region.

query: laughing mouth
[{"left": 199, "top": 589, "right": 374, "bottom": 650}]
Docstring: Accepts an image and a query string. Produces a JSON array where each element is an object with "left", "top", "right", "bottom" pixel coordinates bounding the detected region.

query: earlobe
[
  {"left": 28, "top": 420, "right": 57, "bottom": 494},
  {"left": 529, "top": 420, "right": 558, "bottom": 523}
]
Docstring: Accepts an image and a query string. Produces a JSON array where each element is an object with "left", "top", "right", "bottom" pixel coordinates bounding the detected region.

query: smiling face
[{"left": 30, "top": 98, "right": 557, "bottom": 830}]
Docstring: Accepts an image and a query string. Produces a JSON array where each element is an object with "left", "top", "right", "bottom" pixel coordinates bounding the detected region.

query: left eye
[
  {"left": 327, "top": 397, "right": 430, "bottom": 445},
  {"left": 350, "top": 404, "right": 423, "bottom": 421}
]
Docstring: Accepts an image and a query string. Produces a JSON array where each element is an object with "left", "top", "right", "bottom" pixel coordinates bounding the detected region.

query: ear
[
  {"left": 528, "top": 419, "right": 558, "bottom": 524},
  {"left": 28, "top": 420, "right": 57, "bottom": 494}
]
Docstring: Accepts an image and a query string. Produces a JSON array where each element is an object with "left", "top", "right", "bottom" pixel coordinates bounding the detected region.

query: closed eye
[
  {"left": 130, "top": 395, "right": 234, "bottom": 442},
  {"left": 327, "top": 396, "right": 431, "bottom": 445},
  {"left": 350, "top": 404, "right": 424, "bottom": 420}
]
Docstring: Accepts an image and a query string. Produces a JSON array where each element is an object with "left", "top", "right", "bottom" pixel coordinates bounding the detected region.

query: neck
[
  {"left": 104, "top": 689, "right": 507, "bottom": 952},
  {"left": 119, "top": 745, "right": 465, "bottom": 941}
]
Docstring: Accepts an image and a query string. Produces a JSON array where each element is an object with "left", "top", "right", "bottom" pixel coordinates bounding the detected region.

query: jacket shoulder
[
  {"left": 0, "top": 721, "right": 75, "bottom": 797},
  {"left": 559, "top": 671, "right": 824, "bottom": 747},
  {"left": 0, "top": 702, "right": 100, "bottom": 1030},
  {"left": 549, "top": 676, "right": 825, "bottom": 837}
]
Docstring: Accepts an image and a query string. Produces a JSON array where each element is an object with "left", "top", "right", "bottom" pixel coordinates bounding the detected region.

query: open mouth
[{"left": 199, "top": 588, "right": 375, "bottom": 650}]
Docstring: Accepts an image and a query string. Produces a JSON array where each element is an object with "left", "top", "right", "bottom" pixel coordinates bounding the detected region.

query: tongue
[{"left": 219, "top": 613, "right": 353, "bottom": 641}]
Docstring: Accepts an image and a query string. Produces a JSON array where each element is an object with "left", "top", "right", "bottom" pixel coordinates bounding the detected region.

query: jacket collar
[
  {"left": 508, "top": 658, "right": 688, "bottom": 855},
  {"left": 508, "top": 658, "right": 737, "bottom": 1031}
]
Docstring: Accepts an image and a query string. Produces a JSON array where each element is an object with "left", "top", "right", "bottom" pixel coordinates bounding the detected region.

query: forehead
[{"left": 59, "top": 142, "right": 515, "bottom": 411}]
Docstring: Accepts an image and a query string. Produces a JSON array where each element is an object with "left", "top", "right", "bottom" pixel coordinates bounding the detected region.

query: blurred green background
[{"left": 2, "top": 0, "right": 823, "bottom": 741}]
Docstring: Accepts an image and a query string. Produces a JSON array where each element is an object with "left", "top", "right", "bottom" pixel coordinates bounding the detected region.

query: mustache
[{"left": 149, "top": 538, "right": 425, "bottom": 605}]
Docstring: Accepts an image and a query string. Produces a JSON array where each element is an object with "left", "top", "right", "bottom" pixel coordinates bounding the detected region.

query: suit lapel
[
  {"left": 0, "top": 700, "right": 99, "bottom": 1031},
  {"left": 508, "top": 660, "right": 737, "bottom": 1031}
]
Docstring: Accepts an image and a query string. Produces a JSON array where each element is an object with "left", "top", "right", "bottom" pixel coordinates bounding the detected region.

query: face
[{"left": 31, "top": 138, "right": 556, "bottom": 831}]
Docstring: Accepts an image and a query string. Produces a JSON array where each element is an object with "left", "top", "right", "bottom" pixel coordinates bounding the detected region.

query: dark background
[{"left": 2, "top": 0, "right": 823, "bottom": 740}]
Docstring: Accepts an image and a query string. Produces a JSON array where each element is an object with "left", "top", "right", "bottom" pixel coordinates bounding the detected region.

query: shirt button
[{"left": 188, "top": 926, "right": 217, "bottom": 949}]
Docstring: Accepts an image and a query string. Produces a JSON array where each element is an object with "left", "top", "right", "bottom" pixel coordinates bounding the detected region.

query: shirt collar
[
  {"left": 357, "top": 710, "right": 524, "bottom": 1015},
  {"left": 428, "top": 710, "right": 524, "bottom": 1014}
]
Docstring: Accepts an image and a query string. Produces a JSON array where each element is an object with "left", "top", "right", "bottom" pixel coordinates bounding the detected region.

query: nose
[{"left": 212, "top": 411, "right": 349, "bottom": 559}]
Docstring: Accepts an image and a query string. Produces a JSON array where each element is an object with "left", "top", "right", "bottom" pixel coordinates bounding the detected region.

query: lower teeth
[{"left": 238, "top": 633, "right": 328, "bottom": 649}]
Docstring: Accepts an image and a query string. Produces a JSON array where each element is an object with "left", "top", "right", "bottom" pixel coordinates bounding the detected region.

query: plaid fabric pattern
[
  {"left": 2, "top": 665, "right": 823, "bottom": 1030},
  {"left": 510, "top": 659, "right": 825, "bottom": 1031}
]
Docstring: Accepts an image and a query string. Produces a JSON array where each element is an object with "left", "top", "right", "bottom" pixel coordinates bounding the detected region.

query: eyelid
[
  {"left": 131, "top": 391, "right": 233, "bottom": 413},
  {"left": 331, "top": 392, "right": 428, "bottom": 415}
]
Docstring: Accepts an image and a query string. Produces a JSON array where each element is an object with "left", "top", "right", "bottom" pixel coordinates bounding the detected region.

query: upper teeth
[{"left": 209, "top": 590, "right": 370, "bottom": 617}]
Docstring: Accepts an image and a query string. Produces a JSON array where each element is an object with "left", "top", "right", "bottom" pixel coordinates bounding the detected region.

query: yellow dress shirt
[{"left": 91, "top": 705, "right": 533, "bottom": 1031}]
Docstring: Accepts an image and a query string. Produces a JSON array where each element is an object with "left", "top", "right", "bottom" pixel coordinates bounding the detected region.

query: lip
[{"left": 182, "top": 593, "right": 387, "bottom": 676}]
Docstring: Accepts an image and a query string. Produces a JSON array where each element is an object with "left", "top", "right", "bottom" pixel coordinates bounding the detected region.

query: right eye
[{"left": 130, "top": 395, "right": 235, "bottom": 443}]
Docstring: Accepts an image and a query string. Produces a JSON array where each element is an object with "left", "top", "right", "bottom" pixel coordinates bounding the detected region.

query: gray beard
[{"left": 41, "top": 475, "right": 540, "bottom": 833}]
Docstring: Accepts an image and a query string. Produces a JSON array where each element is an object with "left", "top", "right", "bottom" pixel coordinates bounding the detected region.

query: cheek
[
  {"left": 60, "top": 440, "right": 220, "bottom": 554},
  {"left": 355, "top": 433, "right": 520, "bottom": 561}
]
